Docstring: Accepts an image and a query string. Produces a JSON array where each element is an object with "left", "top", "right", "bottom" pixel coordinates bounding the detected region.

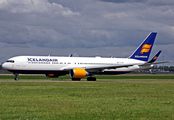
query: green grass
[{"left": 0, "top": 80, "right": 174, "bottom": 119}]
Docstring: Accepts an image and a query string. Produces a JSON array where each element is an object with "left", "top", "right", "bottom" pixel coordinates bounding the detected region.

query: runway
[{"left": 1, "top": 80, "right": 174, "bottom": 83}]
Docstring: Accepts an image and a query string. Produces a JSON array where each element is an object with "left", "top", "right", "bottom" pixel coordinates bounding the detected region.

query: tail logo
[
  {"left": 153, "top": 56, "right": 158, "bottom": 60},
  {"left": 140, "top": 44, "right": 152, "bottom": 54}
]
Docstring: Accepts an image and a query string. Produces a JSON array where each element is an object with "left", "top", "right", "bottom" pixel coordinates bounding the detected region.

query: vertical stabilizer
[
  {"left": 148, "top": 50, "right": 162, "bottom": 63},
  {"left": 129, "top": 32, "right": 157, "bottom": 61}
]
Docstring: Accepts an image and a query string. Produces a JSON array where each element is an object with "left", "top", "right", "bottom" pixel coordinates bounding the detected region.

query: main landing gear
[
  {"left": 14, "top": 73, "right": 19, "bottom": 81},
  {"left": 87, "top": 74, "right": 96, "bottom": 81},
  {"left": 72, "top": 78, "right": 81, "bottom": 81},
  {"left": 87, "top": 77, "right": 96, "bottom": 81},
  {"left": 71, "top": 77, "right": 96, "bottom": 81}
]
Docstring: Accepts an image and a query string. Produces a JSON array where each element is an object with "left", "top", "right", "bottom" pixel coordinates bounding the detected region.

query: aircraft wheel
[
  {"left": 72, "top": 78, "right": 81, "bottom": 81},
  {"left": 87, "top": 77, "right": 96, "bottom": 81},
  {"left": 14, "top": 77, "right": 19, "bottom": 81},
  {"left": 14, "top": 73, "right": 19, "bottom": 81}
]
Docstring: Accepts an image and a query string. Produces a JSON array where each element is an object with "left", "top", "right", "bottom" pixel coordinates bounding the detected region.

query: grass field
[{"left": 0, "top": 75, "right": 174, "bottom": 119}]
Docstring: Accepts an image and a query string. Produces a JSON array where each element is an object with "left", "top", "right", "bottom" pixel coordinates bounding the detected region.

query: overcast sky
[{"left": 0, "top": 0, "right": 173, "bottom": 65}]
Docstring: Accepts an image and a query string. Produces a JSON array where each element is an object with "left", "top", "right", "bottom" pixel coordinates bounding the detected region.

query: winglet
[
  {"left": 148, "top": 50, "right": 162, "bottom": 63},
  {"left": 69, "top": 54, "right": 73, "bottom": 57},
  {"left": 129, "top": 32, "right": 157, "bottom": 62}
]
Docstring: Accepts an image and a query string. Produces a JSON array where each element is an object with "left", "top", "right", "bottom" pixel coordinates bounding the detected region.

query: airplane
[{"left": 2, "top": 32, "right": 170, "bottom": 81}]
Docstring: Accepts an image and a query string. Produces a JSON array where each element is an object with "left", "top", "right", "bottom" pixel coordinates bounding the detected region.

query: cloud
[
  {"left": 0, "top": 0, "right": 80, "bottom": 16},
  {"left": 98, "top": 0, "right": 174, "bottom": 5},
  {"left": 148, "top": 0, "right": 174, "bottom": 6},
  {"left": 0, "top": 0, "right": 81, "bottom": 48},
  {"left": 98, "top": 0, "right": 147, "bottom": 3}
]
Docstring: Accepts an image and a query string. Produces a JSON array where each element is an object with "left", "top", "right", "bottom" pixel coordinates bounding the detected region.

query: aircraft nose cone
[
  {"left": 2, "top": 63, "right": 5, "bottom": 69},
  {"left": 2, "top": 63, "right": 8, "bottom": 70}
]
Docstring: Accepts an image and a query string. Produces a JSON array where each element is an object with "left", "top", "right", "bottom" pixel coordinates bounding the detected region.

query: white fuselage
[{"left": 2, "top": 56, "right": 152, "bottom": 75}]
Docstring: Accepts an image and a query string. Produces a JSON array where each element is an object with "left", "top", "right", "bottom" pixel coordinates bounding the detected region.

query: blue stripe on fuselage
[{"left": 8, "top": 70, "right": 68, "bottom": 75}]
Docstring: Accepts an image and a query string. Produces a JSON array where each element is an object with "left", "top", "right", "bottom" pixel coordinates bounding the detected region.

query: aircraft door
[
  {"left": 22, "top": 61, "right": 26, "bottom": 67},
  {"left": 15, "top": 60, "right": 21, "bottom": 68}
]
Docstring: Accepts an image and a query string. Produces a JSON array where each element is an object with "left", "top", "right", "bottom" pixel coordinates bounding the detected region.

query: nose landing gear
[{"left": 14, "top": 73, "right": 19, "bottom": 81}]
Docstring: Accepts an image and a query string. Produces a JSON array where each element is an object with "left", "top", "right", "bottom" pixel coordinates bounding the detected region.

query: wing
[{"left": 63, "top": 62, "right": 143, "bottom": 72}]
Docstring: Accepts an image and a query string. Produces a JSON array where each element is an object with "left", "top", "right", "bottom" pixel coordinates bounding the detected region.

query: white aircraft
[{"left": 2, "top": 32, "right": 169, "bottom": 81}]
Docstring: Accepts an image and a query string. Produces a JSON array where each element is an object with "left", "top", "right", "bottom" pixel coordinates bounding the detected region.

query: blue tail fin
[
  {"left": 148, "top": 50, "right": 162, "bottom": 63},
  {"left": 129, "top": 32, "right": 157, "bottom": 61}
]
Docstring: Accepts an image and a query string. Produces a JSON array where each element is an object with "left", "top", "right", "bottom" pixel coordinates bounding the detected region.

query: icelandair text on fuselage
[
  {"left": 27, "top": 58, "right": 58, "bottom": 64},
  {"left": 28, "top": 58, "right": 58, "bottom": 62}
]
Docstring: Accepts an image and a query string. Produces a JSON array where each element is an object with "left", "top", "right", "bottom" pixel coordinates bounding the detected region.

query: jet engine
[
  {"left": 45, "top": 74, "right": 59, "bottom": 78},
  {"left": 70, "top": 68, "right": 89, "bottom": 78}
]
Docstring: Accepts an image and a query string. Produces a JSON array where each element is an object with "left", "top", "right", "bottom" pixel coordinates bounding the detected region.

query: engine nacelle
[
  {"left": 70, "top": 68, "right": 88, "bottom": 78},
  {"left": 45, "top": 74, "right": 59, "bottom": 78}
]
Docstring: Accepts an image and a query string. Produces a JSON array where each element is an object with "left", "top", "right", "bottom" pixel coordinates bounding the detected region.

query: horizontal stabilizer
[{"left": 151, "top": 61, "right": 171, "bottom": 65}]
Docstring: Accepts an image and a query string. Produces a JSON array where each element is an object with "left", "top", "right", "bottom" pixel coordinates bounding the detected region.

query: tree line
[{"left": 151, "top": 66, "right": 174, "bottom": 72}]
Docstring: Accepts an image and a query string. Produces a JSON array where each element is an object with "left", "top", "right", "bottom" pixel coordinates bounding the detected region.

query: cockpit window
[{"left": 6, "top": 60, "right": 15, "bottom": 63}]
